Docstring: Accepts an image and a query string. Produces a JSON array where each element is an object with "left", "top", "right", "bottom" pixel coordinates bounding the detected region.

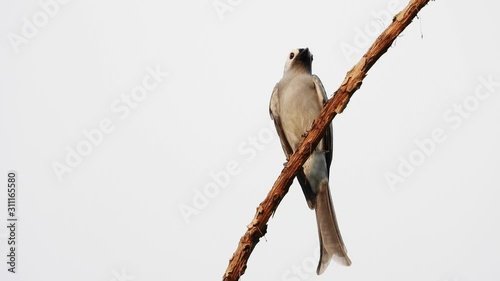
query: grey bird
[{"left": 269, "top": 48, "right": 351, "bottom": 274}]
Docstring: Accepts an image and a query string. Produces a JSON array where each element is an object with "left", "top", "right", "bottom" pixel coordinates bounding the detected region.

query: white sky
[{"left": 1, "top": 1, "right": 500, "bottom": 281}]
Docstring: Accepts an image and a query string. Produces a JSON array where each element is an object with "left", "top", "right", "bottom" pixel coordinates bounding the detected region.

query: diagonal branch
[{"left": 223, "top": 0, "right": 431, "bottom": 280}]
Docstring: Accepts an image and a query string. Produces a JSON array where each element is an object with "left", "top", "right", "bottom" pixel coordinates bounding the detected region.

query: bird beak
[{"left": 297, "top": 48, "right": 312, "bottom": 63}]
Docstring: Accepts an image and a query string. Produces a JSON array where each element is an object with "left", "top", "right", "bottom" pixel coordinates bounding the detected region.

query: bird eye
[{"left": 289, "top": 52, "right": 295, "bottom": 59}]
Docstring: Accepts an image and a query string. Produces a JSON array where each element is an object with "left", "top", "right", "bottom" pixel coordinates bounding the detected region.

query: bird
[{"left": 269, "top": 48, "right": 351, "bottom": 274}]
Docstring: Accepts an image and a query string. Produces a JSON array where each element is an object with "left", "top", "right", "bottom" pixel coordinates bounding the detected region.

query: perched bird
[{"left": 269, "top": 48, "right": 351, "bottom": 274}]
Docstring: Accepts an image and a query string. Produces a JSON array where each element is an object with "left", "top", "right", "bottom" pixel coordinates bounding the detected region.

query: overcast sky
[{"left": 1, "top": 1, "right": 500, "bottom": 281}]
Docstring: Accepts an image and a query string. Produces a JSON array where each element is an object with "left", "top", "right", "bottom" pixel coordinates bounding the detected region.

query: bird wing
[
  {"left": 312, "top": 75, "right": 333, "bottom": 176},
  {"left": 269, "top": 83, "right": 293, "bottom": 158}
]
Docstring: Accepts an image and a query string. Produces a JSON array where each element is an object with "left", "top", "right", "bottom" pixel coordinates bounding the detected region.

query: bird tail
[{"left": 315, "top": 180, "right": 351, "bottom": 275}]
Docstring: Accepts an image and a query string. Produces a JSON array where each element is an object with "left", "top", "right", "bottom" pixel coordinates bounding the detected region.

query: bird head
[{"left": 283, "top": 48, "right": 313, "bottom": 74}]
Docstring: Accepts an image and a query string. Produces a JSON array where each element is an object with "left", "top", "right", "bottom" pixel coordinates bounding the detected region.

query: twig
[{"left": 222, "top": 0, "right": 431, "bottom": 280}]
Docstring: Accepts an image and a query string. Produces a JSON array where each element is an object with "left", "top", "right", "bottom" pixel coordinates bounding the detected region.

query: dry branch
[{"left": 223, "top": 0, "right": 431, "bottom": 280}]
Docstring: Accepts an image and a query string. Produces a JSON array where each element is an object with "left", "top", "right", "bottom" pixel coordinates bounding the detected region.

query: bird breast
[{"left": 279, "top": 74, "right": 323, "bottom": 151}]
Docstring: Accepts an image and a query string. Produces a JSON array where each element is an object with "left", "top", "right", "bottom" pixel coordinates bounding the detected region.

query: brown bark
[{"left": 223, "top": 0, "right": 431, "bottom": 280}]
